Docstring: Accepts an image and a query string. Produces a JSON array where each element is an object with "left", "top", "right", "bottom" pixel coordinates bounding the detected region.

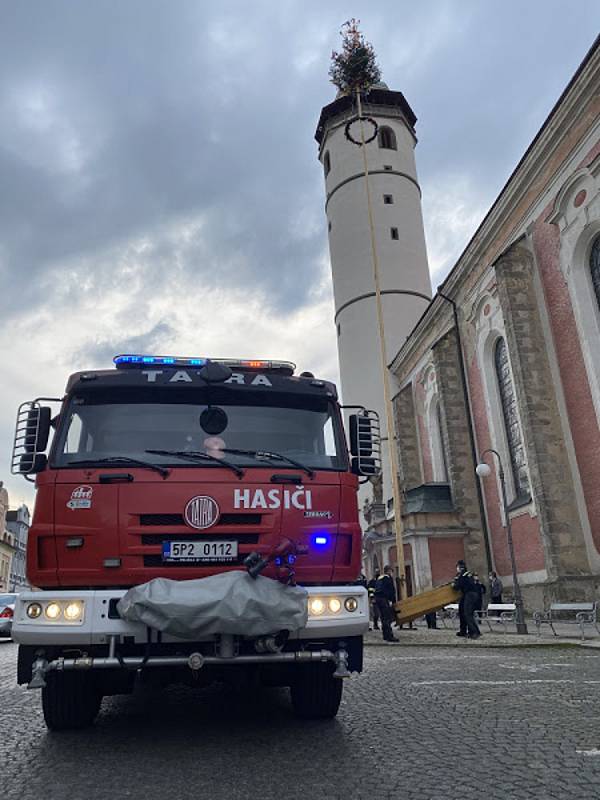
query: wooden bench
[
  {"left": 475, "top": 603, "right": 516, "bottom": 633},
  {"left": 533, "top": 602, "right": 600, "bottom": 641}
]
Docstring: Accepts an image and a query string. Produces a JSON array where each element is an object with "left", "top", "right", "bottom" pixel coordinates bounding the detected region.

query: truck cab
[{"left": 11, "top": 355, "right": 380, "bottom": 729}]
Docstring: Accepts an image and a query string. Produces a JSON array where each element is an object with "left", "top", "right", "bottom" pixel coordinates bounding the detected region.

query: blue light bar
[
  {"left": 113, "top": 354, "right": 296, "bottom": 375},
  {"left": 313, "top": 535, "right": 330, "bottom": 547},
  {"left": 114, "top": 354, "right": 207, "bottom": 368}
]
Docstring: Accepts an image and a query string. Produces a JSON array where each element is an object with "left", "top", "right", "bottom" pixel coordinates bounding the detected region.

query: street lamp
[{"left": 476, "top": 449, "right": 528, "bottom": 635}]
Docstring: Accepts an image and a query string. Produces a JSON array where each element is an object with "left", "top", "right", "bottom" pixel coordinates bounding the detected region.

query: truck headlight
[
  {"left": 308, "top": 597, "right": 325, "bottom": 616},
  {"left": 64, "top": 601, "right": 83, "bottom": 621},
  {"left": 328, "top": 597, "right": 342, "bottom": 613},
  {"left": 344, "top": 597, "right": 358, "bottom": 612},
  {"left": 26, "top": 602, "right": 43, "bottom": 619},
  {"left": 45, "top": 602, "right": 62, "bottom": 620}
]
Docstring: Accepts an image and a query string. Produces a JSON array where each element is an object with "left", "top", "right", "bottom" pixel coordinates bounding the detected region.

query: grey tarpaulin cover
[{"left": 117, "top": 571, "right": 308, "bottom": 639}]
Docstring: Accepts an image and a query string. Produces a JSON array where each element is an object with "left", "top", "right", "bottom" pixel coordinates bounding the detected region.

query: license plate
[{"left": 162, "top": 540, "right": 238, "bottom": 562}]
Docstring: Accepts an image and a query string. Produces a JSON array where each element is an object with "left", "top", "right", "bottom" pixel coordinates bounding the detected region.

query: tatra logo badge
[{"left": 184, "top": 496, "right": 220, "bottom": 530}]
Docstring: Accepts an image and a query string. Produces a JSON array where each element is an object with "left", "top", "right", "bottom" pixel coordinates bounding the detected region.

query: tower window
[
  {"left": 383, "top": 165, "right": 393, "bottom": 171},
  {"left": 391, "top": 227, "right": 399, "bottom": 240},
  {"left": 591, "top": 235, "right": 600, "bottom": 310},
  {"left": 378, "top": 126, "right": 397, "bottom": 150},
  {"left": 337, "top": 323, "right": 341, "bottom": 337},
  {"left": 328, "top": 220, "right": 332, "bottom": 232},
  {"left": 324, "top": 151, "right": 331, "bottom": 177},
  {"left": 383, "top": 194, "right": 393, "bottom": 204}
]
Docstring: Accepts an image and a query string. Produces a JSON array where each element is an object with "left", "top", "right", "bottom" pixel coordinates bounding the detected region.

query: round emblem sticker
[{"left": 184, "top": 496, "right": 220, "bottom": 530}]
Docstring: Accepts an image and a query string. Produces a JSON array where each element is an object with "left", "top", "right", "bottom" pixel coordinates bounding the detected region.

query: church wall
[
  {"left": 463, "top": 350, "right": 546, "bottom": 578},
  {"left": 531, "top": 141, "right": 600, "bottom": 560},
  {"left": 428, "top": 537, "right": 465, "bottom": 585}
]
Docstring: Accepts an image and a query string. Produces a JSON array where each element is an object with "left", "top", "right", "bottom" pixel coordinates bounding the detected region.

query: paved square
[{"left": 1, "top": 639, "right": 599, "bottom": 799}]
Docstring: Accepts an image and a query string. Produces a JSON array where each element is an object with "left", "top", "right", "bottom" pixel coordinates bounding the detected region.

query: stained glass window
[
  {"left": 591, "top": 236, "right": 600, "bottom": 309},
  {"left": 494, "top": 337, "right": 529, "bottom": 498}
]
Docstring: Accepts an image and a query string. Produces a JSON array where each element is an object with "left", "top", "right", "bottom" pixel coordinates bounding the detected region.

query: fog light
[
  {"left": 45, "top": 602, "right": 62, "bottom": 620},
  {"left": 26, "top": 602, "right": 43, "bottom": 619},
  {"left": 344, "top": 597, "right": 358, "bottom": 612},
  {"left": 64, "top": 601, "right": 83, "bottom": 621},
  {"left": 328, "top": 597, "right": 342, "bottom": 613},
  {"left": 309, "top": 597, "right": 325, "bottom": 616}
]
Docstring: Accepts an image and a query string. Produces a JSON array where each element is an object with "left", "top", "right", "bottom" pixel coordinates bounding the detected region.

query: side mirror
[
  {"left": 349, "top": 411, "right": 381, "bottom": 477},
  {"left": 12, "top": 402, "right": 52, "bottom": 476}
]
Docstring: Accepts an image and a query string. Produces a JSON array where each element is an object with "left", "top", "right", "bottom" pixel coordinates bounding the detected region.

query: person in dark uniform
[
  {"left": 367, "top": 571, "right": 380, "bottom": 630},
  {"left": 473, "top": 574, "right": 486, "bottom": 613},
  {"left": 425, "top": 611, "right": 437, "bottom": 629},
  {"left": 452, "top": 560, "right": 481, "bottom": 639},
  {"left": 454, "top": 560, "right": 468, "bottom": 637},
  {"left": 355, "top": 573, "right": 368, "bottom": 589},
  {"left": 374, "top": 565, "right": 398, "bottom": 642}
]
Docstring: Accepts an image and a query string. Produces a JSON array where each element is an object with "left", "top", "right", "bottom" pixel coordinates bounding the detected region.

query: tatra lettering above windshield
[
  {"left": 234, "top": 487, "right": 312, "bottom": 510},
  {"left": 141, "top": 370, "right": 273, "bottom": 386}
]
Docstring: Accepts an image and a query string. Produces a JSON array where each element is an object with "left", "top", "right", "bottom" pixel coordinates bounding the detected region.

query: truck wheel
[
  {"left": 42, "top": 672, "right": 102, "bottom": 731},
  {"left": 290, "top": 663, "right": 343, "bottom": 719}
]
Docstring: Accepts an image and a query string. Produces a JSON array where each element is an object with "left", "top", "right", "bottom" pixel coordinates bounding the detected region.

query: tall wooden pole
[{"left": 355, "top": 89, "right": 407, "bottom": 600}]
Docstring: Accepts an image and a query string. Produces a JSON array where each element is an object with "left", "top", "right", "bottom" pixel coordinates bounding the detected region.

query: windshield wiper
[
  {"left": 219, "top": 448, "right": 315, "bottom": 478},
  {"left": 66, "top": 457, "right": 170, "bottom": 478},
  {"left": 145, "top": 449, "right": 245, "bottom": 478}
]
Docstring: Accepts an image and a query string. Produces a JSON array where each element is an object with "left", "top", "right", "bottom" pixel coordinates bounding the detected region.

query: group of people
[{"left": 358, "top": 561, "right": 504, "bottom": 642}]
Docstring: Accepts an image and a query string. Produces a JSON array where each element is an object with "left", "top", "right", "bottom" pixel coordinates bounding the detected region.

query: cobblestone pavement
[{"left": 2, "top": 638, "right": 600, "bottom": 800}]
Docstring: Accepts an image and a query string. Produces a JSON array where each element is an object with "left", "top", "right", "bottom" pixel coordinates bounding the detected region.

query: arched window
[
  {"left": 323, "top": 151, "right": 331, "bottom": 177},
  {"left": 494, "top": 338, "right": 529, "bottom": 498},
  {"left": 590, "top": 235, "right": 600, "bottom": 310},
  {"left": 378, "top": 126, "right": 397, "bottom": 150}
]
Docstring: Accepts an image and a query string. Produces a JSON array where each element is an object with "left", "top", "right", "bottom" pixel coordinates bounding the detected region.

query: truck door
[{"left": 53, "top": 472, "right": 120, "bottom": 587}]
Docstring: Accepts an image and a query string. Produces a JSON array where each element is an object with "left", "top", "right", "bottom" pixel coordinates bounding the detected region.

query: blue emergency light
[
  {"left": 113, "top": 354, "right": 296, "bottom": 375},
  {"left": 312, "top": 534, "right": 330, "bottom": 547},
  {"left": 113, "top": 354, "right": 207, "bottom": 368}
]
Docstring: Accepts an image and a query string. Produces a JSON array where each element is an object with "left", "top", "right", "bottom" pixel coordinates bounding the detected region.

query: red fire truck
[{"left": 11, "top": 355, "right": 380, "bottom": 730}]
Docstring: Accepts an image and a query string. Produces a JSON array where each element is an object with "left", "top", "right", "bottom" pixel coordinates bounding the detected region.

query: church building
[{"left": 317, "top": 34, "right": 600, "bottom": 607}]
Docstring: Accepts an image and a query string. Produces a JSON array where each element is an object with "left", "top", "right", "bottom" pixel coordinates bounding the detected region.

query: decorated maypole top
[{"left": 329, "top": 19, "right": 381, "bottom": 95}]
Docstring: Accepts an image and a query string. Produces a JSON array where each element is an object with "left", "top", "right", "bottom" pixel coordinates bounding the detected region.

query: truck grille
[{"left": 139, "top": 513, "right": 262, "bottom": 526}]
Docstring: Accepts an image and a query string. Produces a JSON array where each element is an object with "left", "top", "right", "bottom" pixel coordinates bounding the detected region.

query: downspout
[{"left": 438, "top": 291, "right": 494, "bottom": 574}]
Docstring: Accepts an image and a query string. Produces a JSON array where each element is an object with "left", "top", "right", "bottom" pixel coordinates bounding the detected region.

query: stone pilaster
[
  {"left": 432, "top": 328, "right": 488, "bottom": 579},
  {"left": 495, "top": 241, "right": 590, "bottom": 584},
  {"left": 393, "top": 385, "right": 421, "bottom": 490}
]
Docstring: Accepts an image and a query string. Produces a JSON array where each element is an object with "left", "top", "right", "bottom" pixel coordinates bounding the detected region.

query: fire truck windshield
[{"left": 53, "top": 392, "right": 347, "bottom": 472}]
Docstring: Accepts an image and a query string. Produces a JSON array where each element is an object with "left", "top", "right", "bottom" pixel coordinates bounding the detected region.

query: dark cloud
[
  {"left": 1, "top": 0, "right": 599, "bottom": 509},
  {"left": 1, "top": 1, "right": 598, "bottom": 318},
  {"left": 72, "top": 321, "right": 177, "bottom": 367}
]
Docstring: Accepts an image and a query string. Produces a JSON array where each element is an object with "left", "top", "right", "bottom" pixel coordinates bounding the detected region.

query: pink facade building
[{"left": 363, "top": 36, "right": 600, "bottom": 607}]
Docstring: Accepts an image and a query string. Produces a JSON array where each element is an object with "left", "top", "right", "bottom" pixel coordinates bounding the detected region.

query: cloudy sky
[{"left": 1, "top": 1, "right": 598, "bottom": 508}]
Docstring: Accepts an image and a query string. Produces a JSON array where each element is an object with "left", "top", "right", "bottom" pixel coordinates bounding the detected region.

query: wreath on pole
[{"left": 345, "top": 115, "right": 378, "bottom": 146}]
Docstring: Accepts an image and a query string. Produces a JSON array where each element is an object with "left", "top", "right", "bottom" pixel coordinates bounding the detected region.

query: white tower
[{"left": 316, "top": 83, "right": 432, "bottom": 508}]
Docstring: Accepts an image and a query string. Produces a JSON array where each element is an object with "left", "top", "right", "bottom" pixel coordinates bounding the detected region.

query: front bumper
[
  {"left": 12, "top": 586, "right": 368, "bottom": 646},
  {"left": 14, "top": 586, "right": 367, "bottom": 688}
]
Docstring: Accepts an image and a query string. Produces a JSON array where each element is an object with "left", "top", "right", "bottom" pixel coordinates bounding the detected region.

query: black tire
[
  {"left": 290, "top": 663, "right": 343, "bottom": 719},
  {"left": 42, "top": 672, "right": 102, "bottom": 731}
]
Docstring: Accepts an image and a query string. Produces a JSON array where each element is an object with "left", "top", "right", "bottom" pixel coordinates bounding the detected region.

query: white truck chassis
[{"left": 13, "top": 585, "right": 368, "bottom": 690}]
